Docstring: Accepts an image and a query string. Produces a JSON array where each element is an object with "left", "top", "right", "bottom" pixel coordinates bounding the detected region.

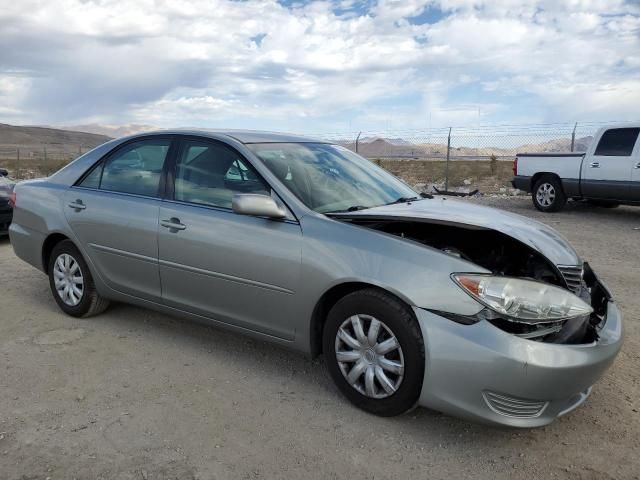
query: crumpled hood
[{"left": 339, "top": 197, "right": 581, "bottom": 266}]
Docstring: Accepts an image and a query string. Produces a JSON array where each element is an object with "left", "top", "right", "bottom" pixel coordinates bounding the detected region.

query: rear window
[
  {"left": 78, "top": 139, "right": 170, "bottom": 197},
  {"left": 594, "top": 128, "right": 640, "bottom": 156}
]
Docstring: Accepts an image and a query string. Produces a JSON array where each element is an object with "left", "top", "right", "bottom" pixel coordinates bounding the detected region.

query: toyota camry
[{"left": 9, "top": 130, "right": 622, "bottom": 427}]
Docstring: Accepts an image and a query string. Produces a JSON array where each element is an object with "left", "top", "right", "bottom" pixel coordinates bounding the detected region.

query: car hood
[{"left": 334, "top": 197, "right": 581, "bottom": 266}]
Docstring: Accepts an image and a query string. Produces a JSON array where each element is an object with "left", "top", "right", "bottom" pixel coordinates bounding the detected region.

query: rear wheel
[
  {"left": 323, "top": 289, "right": 425, "bottom": 416},
  {"left": 532, "top": 175, "right": 567, "bottom": 212},
  {"left": 48, "top": 240, "right": 109, "bottom": 317}
]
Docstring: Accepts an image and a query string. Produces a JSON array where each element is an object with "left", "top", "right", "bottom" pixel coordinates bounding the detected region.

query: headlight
[{"left": 452, "top": 274, "right": 593, "bottom": 324}]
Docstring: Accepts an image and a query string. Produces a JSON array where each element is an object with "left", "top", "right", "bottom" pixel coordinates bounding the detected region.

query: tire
[
  {"left": 323, "top": 288, "right": 425, "bottom": 417},
  {"left": 48, "top": 239, "right": 109, "bottom": 317},
  {"left": 532, "top": 175, "right": 567, "bottom": 212}
]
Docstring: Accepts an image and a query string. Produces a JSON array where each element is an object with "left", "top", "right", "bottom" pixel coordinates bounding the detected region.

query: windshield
[{"left": 248, "top": 143, "right": 418, "bottom": 213}]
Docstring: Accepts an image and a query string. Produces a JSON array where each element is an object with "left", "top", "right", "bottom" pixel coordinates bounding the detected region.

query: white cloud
[{"left": 0, "top": 0, "right": 638, "bottom": 131}]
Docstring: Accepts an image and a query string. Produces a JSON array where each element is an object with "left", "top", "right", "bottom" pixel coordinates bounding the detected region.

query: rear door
[
  {"left": 65, "top": 136, "right": 174, "bottom": 301},
  {"left": 158, "top": 137, "right": 302, "bottom": 340},
  {"left": 581, "top": 128, "right": 639, "bottom": 201}
]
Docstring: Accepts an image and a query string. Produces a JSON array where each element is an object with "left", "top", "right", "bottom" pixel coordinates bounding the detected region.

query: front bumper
[{"left": 414, "top": 301, "right": 622, "bottom": 427}]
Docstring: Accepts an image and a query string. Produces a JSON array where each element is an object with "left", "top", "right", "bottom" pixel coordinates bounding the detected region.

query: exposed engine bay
[{"left": 340, "top": 218, "right": 609, "bottom": 345}]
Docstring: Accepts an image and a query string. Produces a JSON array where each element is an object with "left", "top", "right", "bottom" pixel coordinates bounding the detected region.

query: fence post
[
  {"left": 16, "top": 148, "right": 20, "bottom": 180},
  {"left": 570, "top": 122, "right": 578, "bottom": 152},
  {"left": 444, "top": 127, "right": 452, "bottom": 191},
  {"left": 44, "top": 146, "right": 48, "bottom": 175},
  {"left": 355, "top": 131, "right": 361, "bottom": 153}
]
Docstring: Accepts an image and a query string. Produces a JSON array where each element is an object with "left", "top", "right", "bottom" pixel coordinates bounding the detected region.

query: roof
[{"left": 130, "top": 129, "right": 329, "bottom": 144}]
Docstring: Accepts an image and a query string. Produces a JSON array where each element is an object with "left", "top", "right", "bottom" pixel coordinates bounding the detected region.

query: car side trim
[
  {"left": 88, "top": 243, "right": 158, "bottom": 264},
  {"left": 159, "top": 258, "right": 295, "bottom": 295},
  {"left": 580, "top": 179, "right": 633, "bottom": 201}
]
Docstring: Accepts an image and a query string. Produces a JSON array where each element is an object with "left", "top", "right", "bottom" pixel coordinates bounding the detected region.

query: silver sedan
[{"left": 9, "top": 130, "right": 622, "bottom": 427}]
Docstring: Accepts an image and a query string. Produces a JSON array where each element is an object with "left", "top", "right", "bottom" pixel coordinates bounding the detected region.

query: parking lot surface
[{"left": 1, "top": 197, "right": 639, "bottom": 479}]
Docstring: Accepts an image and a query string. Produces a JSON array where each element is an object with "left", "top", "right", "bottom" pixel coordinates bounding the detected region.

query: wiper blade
[
  {"left": 324, "top": 205, "right": 370, "bottom": 214},
  {"left": 384, "top": 194, "right": 432, "bottom": 206}
]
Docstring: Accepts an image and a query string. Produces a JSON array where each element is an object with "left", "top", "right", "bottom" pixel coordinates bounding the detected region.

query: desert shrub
[{"left": 489, "top": 154, "right": 498, "bottom": 176}]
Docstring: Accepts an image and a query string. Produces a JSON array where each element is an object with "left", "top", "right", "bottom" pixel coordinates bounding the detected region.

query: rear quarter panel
[{"left": 9, "top": 181, "right": 72, "bottom": 272}]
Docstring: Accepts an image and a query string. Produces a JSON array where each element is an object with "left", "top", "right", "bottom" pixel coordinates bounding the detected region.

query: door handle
[
  {"left": 160, "top": 218, "right": 186, "bottom": 231},
  {"left": 68, "top": 200, "right": 86, "bottom": 210},
  {"left": 635, "top": 162, "right": 640, "bottom": 169},
  {"left": 590, "top": 162, "right": 600, "bottom": 168}
]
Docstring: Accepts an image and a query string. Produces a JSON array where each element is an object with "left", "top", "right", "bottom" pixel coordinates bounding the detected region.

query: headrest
[{"left": 264, "top": 157, "right": 290, "bottom": 180}]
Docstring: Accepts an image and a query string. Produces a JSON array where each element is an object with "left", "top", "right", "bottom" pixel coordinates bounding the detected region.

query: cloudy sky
[{"left": 0, "top": 0, "right": 639, "bottom": 133}]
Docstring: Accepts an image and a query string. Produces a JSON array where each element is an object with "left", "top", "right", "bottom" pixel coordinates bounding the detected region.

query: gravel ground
[{"left": 0, "top": 197, "right": 639, "bottom": 480}]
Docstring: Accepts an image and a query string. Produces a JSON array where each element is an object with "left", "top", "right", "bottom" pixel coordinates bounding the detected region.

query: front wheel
[
  {"left": 323, "top": 289, "right": 425, "bottom": 416},
  {"left": 48, "top": 240, "right": 109, "bottom": 317},
  {"left": 532, "top": 176, "right": 567, "bottom": 212}
]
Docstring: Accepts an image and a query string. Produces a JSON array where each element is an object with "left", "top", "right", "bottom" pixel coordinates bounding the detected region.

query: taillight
[
  {"left": 512, "top": 157, "right": 518, "bottom": 176},
  {"left": 8, "top": 191, "right": 16, "bottom": 208}
]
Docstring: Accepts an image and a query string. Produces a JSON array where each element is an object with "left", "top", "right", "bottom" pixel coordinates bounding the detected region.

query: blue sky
[{"left": 0, "top": 0, "right": 639, "bottom": 134}]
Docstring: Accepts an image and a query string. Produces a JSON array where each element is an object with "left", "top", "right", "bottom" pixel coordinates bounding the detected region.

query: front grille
[
  {"left": 558, "top": 264, "right": 584, "bottom": 294},
  {"left": 482, "top": 391, "right": 548, "bottom": 418}
]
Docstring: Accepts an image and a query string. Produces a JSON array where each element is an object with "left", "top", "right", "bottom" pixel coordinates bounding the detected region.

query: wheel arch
[
  {"left": 531, "top": 171, "right": 563, "bottom": 192},
  {"left": 309, "top": 281, "right": 414, "bottom": 358},
  {"left": 42, "top": 232, "right": 72, "bottom": 272}
]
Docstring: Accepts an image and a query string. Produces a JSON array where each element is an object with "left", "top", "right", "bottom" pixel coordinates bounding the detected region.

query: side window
[
  {"left": 78, "top": 163, "right": 102, "bottom": 189},
  {"left": 174, "top": 140, "right": 269, "bottom": 209},
  {"left": 594, "top": 128, "right": 640, "bottom": 157},
  {"left": 98, "top": 140, "right": 170, "bottom": 196}
]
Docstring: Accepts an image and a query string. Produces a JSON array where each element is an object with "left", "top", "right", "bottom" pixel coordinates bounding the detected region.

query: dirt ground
[{"left": 1, "top": 197, "right": 639, "bottom": 480}]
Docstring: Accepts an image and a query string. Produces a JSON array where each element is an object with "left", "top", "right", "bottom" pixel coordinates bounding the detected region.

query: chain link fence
[
  {"left": 313, "top": 121, "right": 634, "bottom": 193},
  {"left": 0, "top": 121, "right": 636, "bottom": 193},
  {"left": 0, "top": 146, "right": 86, "bottom": 180}
]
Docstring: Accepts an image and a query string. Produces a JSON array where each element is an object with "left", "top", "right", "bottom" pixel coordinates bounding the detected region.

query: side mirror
[{"left": 232, "top": 194, "right": 286, "bottom": 219}]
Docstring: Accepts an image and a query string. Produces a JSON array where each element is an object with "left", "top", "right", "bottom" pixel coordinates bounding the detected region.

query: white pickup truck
[{"left": 512, "top": 124, "right": 640, "bottom": 212}]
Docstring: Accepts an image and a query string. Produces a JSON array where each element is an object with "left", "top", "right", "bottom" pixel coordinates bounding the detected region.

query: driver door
[{"left": 158, "top": 137, "right": 302, "bottom": 340}]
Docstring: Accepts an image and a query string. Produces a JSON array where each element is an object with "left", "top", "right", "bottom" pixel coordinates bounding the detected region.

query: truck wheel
[{"left": 532, "top": 176, "right": 567, "bottom": 212}]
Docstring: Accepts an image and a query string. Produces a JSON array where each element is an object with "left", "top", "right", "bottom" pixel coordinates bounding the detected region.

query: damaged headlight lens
[{"left": 452, "top": 274, "right": 593, "bottom": 324}]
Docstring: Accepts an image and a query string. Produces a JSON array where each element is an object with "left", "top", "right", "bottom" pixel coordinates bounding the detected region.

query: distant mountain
[
  {"left": 60, "top": 123, "right": 158, "bottom": 139},
  {"left": 359, "top": 136, "right": 412, "bottom": 146},
  {"left": 338, "top": 135, "right": 595, "bottom": 159},
  {"left": 515, "top": 136, "right": 593, "bottom": 154},
  {"left": 0, "top": 123, "right": 112, "bottom": 152}
]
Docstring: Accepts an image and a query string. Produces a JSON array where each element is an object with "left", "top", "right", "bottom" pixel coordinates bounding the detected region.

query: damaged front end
[{"left": 336, "top": 217, "right": 610, "bottom": 345}]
